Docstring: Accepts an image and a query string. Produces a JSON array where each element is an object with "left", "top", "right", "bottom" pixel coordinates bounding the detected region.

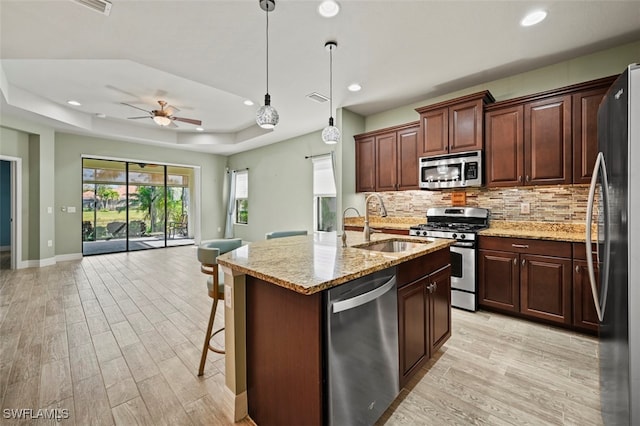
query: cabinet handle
[
  {"left": 522, "top": 259, "right": 526, "bottom": 266},
  {"left": 433, "top": 282, "right": 438, "bottom": 292},
  {"left": 513, "top": 258, "right": 517, "bottom": 265},
  {"left": 526, "top": 175, "right": 531, "bottom": 182},
  {"left": 576, "top": 265, "right": 581, "bottom": 273},
  {"left": 518, "top": 175, "right": 523, "bottom": 183},
  {"left": 512, "top": 244, "right": 529, "bottom": 249}
]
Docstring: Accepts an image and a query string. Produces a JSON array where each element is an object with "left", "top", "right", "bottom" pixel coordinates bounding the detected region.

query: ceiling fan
[{"left": 122, "top": 100, "right": 202, "bottom": 128}]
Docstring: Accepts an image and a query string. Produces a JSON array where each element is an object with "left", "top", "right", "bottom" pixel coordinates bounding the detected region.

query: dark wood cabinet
[
  {"left": 397, "top": 249, "right": 450, "bottom": 388},
  {"left": 416, "top": 91, "right": 494, "bottom": 157},
  {"left": 478, "top": 249, "right": 520, "bottom": 312},
  {"left": 375, "top": 132, "right": 398, "bottom": 191},
  {"left": 485, "top": 105, "right": 524, "bottom": 187},
  {"left": 397, "top": 126, "right": 420, "bottom": 190},
  {"left": 485, "top": 95, "right": 571, "bottom": 187},
  {"left": 572, "top": 242, "right": 600, "bottom": 332},
  {"left": 428, "top": 265, "right": 451, "bottom": 353},
  {"left": 354, "top": 122, "right": 419, "bottom": 192},
  {"left": 524, "top": 94, "right": 572, "bottom": 185},
  {"left": 355, "top": 136, "right": 376, "bottom": 192},
  {"left": 478, "top": 236, "right": 572, "bottom": 325},
  {"left": 485, "top": 75, "right": 617, "bottom": 188},
  {"left": 572, "top": 81, "right": 615, "bottom": 183},
  {"left": 398, "top": 277, "right": 428, "bottom": 384},
  {"left": 520, "top": 253, "right": 572, "bottom": 325}
]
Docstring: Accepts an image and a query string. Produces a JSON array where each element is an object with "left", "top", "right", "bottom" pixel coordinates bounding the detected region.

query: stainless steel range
[{"left": 409, "top": 207, "right": 490, "bottom": 311}]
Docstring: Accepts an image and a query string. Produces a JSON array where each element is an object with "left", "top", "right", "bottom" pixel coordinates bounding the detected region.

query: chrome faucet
[
  {"left": 363, "top": 193, "right": 388, "bottom": 242},
  {"left": 341, "top": 207, "right": 362, "bottom": 247}
]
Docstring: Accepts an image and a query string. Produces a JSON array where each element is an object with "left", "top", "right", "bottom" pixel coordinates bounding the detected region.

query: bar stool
[
  {"left": 265, "top": 230, "right": 308, "bottom": 239},
  {"left": 196, "top": 238, "right": 242, "bottom": 376}
]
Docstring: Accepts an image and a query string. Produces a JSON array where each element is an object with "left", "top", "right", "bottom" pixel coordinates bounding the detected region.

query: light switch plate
[
  {"left": 520, "top": 202, "right": 531, "bottom": 214},
  {"left": 67, "top": 206, "right": 76, "bottom": 213}
]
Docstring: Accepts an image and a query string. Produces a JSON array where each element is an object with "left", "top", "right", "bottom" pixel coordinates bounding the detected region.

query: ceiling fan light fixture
[
  {"left": 256, "top": 0, "right": 279, "bottom": 129},
  {"left": 322, "top": 41, "right": 340, "bottom": 145},
  {"left": 153, "top": 115, "right": 171, "bottom": 126}
]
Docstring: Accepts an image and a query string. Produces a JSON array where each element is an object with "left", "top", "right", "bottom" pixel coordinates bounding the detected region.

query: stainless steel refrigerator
[{"left": 586, "top": 63, "right": 639, "bottom": 425}]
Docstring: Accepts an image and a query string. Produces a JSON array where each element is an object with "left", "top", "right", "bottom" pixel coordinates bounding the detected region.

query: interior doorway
[
  {"left": 82, "top": 158, "right": 194, "bottom": 256},
  {"left": 0, "top": 156, "right": 21, "bottom": 270}
]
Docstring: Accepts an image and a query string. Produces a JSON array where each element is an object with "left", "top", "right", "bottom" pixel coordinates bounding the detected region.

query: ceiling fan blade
[
  {"left": 128, "top": 116, "right": 152, "bottom": 119},
  {"left": 166, "top": 104, "right": 180, "bottom": 114},
  {"left": 172, "top": 116, "right": 202, "bottom": 126},
  {"left": 121, "top": 102, "right": 151, "bottom": 113}
]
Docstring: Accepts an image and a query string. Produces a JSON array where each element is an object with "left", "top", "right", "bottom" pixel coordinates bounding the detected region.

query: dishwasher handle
[{"left": 332, "top": 276, "right": 396, "bottom": 314}]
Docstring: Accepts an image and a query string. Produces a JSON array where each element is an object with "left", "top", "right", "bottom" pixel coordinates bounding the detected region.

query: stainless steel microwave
[{"left": 419, "top": 150, "right": 482, "bottom": 190}]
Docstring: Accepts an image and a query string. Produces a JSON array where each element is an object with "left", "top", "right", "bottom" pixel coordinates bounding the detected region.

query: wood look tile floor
[{"left": 0, "top": 246, "right": 601, "bottom": 425}]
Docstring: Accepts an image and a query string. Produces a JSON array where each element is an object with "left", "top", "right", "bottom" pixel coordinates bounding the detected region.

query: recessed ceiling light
[
  {"left": 67, "top": 100, "right": 82, "bottom": 106},
  {"left": 521, "top": 10, "right": 547, "bottom": 27},
  {"left": 318, "top": 0, "right": 340, "bottom": 18},
  {"left": 348, "top": 83, "right": 362, "bottom": 92},
  {"left": 243, "top": 99, "right": 254, "bottom": 106},
  {"left": 195, "top": 127, "right": 204, "bottom": 132}
]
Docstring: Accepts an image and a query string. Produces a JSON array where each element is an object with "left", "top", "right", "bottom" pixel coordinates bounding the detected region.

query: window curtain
[
  {"left": 312, "top": 154, "right": 337, "bottom": 196},
  {"left": 224, "top": 170, "right": 237, "bottom": 238}
]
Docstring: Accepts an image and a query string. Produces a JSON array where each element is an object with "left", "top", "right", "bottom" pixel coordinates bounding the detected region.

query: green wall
[
  {"left": 365, "top": 39, "right": 640, "bottom": 132},
  {"left": 227, "top": 130, "right": 342, "bottom": 242},
  {"left": 54, "top": 133, "right": 228, "bottom": 255}
]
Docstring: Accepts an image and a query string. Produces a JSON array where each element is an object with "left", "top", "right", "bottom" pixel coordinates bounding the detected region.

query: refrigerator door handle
[{"left": 586, "top": 152, "right": 609, "bottom": 323}]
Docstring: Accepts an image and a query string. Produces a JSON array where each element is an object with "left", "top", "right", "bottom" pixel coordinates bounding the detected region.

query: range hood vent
[{"left": 72, "top": 0, "right": 113, "bottom": 16}]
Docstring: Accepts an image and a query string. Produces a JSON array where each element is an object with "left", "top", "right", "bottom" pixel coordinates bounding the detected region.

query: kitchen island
[{"left": 216, "top": 231, "right": 452, "bottom": 425}]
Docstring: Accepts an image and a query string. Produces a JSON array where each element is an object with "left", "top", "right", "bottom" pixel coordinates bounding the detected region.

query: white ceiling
[{"left": 1, "top": 0, "right": 639, "bottom": 156}]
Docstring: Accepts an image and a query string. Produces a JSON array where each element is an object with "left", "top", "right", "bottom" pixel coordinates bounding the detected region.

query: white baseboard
[
  {"left": 16, "top": 254, "right": 81, "bottom": 269},
  {"left": 56, "top": 253, "right": 83, "bottom": 262}
]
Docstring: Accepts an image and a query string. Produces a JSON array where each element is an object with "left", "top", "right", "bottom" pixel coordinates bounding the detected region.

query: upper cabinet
[
  {"left": 485, "top": 94, "right": 572, "bottom": 187},
  {"left": 485, "top": 76, "right": 617, "bottom": 187},
  {"left": 572, "top": 80, "right": 616, "bottom": 183},
  {"left": 355, "top": 122, "right": 420, "bottom": 192},
  {"left": 415, "top": 91, "right": 495, "bottom": 157}
]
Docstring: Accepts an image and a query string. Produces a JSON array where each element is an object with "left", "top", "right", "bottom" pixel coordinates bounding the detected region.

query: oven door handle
[
  {"left": 460, "top": 159, "right": 466, "bottom": 185},
  {"left": 452, "top": 241, "right": 474, "bottom": 248}
]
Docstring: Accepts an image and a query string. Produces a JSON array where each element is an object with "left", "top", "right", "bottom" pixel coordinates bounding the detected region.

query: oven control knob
[
  {"left": 452, "top": 233, "right": 458, "bottom": 239},
  {"left": 422, "top": 231, "right": 428, "bottom": 237},
  {"left": 460, "top": 234, "right": 466, "bottom": 240}
]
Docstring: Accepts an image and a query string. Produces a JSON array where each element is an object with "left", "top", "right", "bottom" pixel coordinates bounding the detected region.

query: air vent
[
  {"left": 306, "top": 92, "right": 329, "bottom": 103},
  {"left": 72, "top": 0, "right": 112, "bottom": 16}
]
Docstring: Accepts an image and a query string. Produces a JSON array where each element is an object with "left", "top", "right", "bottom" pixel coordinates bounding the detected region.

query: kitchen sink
[{"left": 355, "top": 239, "right": 427, "bottom": 253}]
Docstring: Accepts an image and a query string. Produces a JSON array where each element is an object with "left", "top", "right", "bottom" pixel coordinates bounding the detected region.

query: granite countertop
[
  {"left": 343, "top": 216, "right": 424, "bottom": 231},
  {"left": 479, "top": 221, "right": 594, "bottom": 242},
  {"left": 217, "top": 231, "right": 452, "bottom": 295}
]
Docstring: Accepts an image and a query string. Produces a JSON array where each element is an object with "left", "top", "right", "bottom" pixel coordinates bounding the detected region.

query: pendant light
[
  {"left": 322, "top": 41, "right": 340, "bottom": 144},
  {"left": 256, "top": 0, "right": 279, "bottom": 129}
]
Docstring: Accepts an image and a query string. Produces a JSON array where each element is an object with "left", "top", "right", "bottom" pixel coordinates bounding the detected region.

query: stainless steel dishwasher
[{"left": 325, "top": 267, "right": 399, "bottom": 426}]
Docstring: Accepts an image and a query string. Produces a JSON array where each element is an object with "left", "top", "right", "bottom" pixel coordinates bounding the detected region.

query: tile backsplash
[{"left": 365, "top": 185, "right": 594, "bottom": 223}]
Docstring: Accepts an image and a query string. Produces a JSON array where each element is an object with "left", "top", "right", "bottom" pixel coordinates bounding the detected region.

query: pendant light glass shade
[
  {"left": 256, "top": 0, "right": 279, "bottom": 129},
  {"left": 256, "top": 94, "right": 279, "bottom": 129},
  {"left": 322, "top": 118, "right": 340, "bottom": 144},
  {"left": 322, "top": 41, "right": 340, "bottom": 144}
]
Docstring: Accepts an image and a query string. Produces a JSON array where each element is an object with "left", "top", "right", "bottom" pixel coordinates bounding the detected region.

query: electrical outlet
[
  {"left": 47, "top": 240, "right": 53, "bottom": 247},
  {"left": 520, "top": 202, "right": 531, "bottom": 214}
]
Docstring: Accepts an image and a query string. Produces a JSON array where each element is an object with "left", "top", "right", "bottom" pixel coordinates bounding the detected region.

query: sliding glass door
[{"left": 82, "top": 158, "right": 194, "bottom": 255}]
